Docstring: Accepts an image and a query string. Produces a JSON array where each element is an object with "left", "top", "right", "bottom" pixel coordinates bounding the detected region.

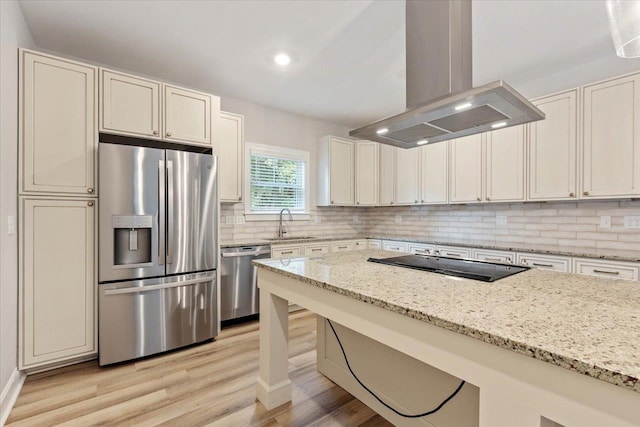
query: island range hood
[{"left": 350, "top": 0, "right": 545, "bottom": 149}]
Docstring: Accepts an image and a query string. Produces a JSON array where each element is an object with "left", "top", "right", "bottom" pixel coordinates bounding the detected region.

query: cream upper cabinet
[
  {"left": 20, "top": 50, "right": 97, "bottom": 196},
  {"left": 163, "top": 84, "right": 213, "bottom": 145},
  {"left": 485, "top": 125, "right": 526, "bottom": 202},
  {"left": 215, "top": 111, "right": 244, "bottom": 202},
  {"left": 420, "top": 142, "right": 448, "bottom": 204},
  {"left": 528, "top": 90, "right": 578, "bottom": 200},
  {"left": 582, "top": 73, "right": 640, "bottom": 198},
  {"left": 317, "top": 136, "right": 354, "bottom": 206},
  {"left": 378, "top": 144, "right": 396, "bottom": 206},
  {"left": 449, "top": 134, "right": 483, "bottom": 203},
  {"left": 355, "top": 141, "right": 379, "bottom": 206},
  {"left": 20, "top": 197, "right": 96, "bottom": 369},
  {"left": 100, "top": 69, "right": 161, "bottom": 139},
  {"left": 395, "top": 146, "right": 420, "bottom": 205}
]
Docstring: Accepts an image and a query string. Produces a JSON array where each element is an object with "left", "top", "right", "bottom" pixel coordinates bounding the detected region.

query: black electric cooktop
[{"left": 367, "top": 255, "right": 530, "bottom": 282}]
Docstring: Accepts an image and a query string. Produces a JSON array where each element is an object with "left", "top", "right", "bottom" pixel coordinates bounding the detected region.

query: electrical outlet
[
  {"left": 624, "top": 216, "right": 640, "bottom": 229},
  {"left": 353, "top": 215, "right": 359, "bottom": 224},
  {"left": 395, "top": 214, "right": 402, "bottom": 224},
  {"left": 496, "top": 215, "right": 507, "bottom": 226},
  {"left": 600, "top": 215, "right": 611, "bottom": 229},
  {"left": 236, "top": 215, "right": 246, "bottom": 225},
  {"left": 225, "top": 216, "right": 235, "bottom": 225},
  {"left": 7, "top": 216, "right": 15, "bottom": 235}
]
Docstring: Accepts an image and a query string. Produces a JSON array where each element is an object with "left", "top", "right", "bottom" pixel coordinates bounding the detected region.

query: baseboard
[{"left": 0, "top": 369, "right": 26, "bottom": 426}]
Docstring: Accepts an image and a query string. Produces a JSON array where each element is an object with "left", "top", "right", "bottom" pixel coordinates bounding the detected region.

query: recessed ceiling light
[
  {"left": 376, "top": 128, "right": 389, "bottom": 135},
  {"left": 274, "top": 53, "right": 291, "bottom": 66},
  {"left": 454, "top": 102, "right": 472, "bottom": 111},
  {"left": 491, "top": 122, "right": 507, "bottom": 129},
  {"left": 416, "top": 139, "right": 428, "bottom": 145}
]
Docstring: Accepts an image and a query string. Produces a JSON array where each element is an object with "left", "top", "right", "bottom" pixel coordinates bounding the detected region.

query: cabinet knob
[
  {"left": 87, "top": 201, "right": 94, "bottom": 207},
  {"left": 421, "top": 199, "right": 424, "bottom": 203},
  {"left": 87, "top": 188, "right": 94, "bottom": 194},
  {"left": 569, "top": 192, "right": 575, "bottom": 197},
  {"left": 166, "top": 132, "right": 172, "bottom": 137},
  {"left": 583, "top": 191, "right": 589, "bottom": 196},
  {"left": 390, "top": 201, "right": 394, "bottom": 204},
  {"left": 486, "top": 197, "right": 491, "bottom": 201},
  {"left": 153, "top": 130, "right": 158, "bottom": 135},
  {"left": 356, "top": 202, "right": 360, "bottom": 205},
  {"left": 331, "top": 201, "right": 334, "bottom": 204},
  {"left": 414, "top": 200, "right": 418, "bottom": 203},
  {"left": 476, "top": 197, "right": 481, "bottom": 201}
]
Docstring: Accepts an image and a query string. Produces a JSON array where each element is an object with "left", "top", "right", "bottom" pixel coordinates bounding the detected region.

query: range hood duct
[{"left": 350, "top": 0, "right": 544, "bottom": 149}]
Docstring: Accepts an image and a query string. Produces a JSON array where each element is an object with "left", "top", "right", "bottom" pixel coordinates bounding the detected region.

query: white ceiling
[{"left": 18, "top": 0, "right": 640, "bottom": 128}]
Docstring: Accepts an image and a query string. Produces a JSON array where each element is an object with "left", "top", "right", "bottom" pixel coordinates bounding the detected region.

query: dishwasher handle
[{"left": 222, "top": 249, "right": 271, "bottom": 258}]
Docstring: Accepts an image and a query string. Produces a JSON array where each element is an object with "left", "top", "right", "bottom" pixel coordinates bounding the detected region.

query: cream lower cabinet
[
  {"left": 355, "top": 141, "right": 379, "bottom": 206},
  {"left": 100, "top": 68, "right": 161, "bottom": 139},
  {"left": 317, "top": 136, "right": 355, "bottom": 206},
  {"left": 20, "top": 197, "right": 97, "bottom": 369},
  {"left": 20, "top": 50, "right": 97, "bottom": 196},
  {"left": 420, "top": 142, "right": 448, "bottom": 204},
  {"left": 582, "top": 73, "right": 640, "bottom": 198},
  {"left": 394, "top": 146, "right": 420, "bottom": 205},
  {"left": 163, "top": 84, "right": 214, "bottom": 145},
  {"left": 449, "top": 134, "right": 483, "bottom": 203},
  {"left": 215, "top": 111, "right": 244, "bottom": 202},
  {"left": 528, "top": 90, "right": 578, "bottom": 200}
]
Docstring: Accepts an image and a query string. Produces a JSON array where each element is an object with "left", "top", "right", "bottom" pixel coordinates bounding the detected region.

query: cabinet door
[
  {"left": 583, "top": 73, "right": 640, "bottom": 198},
  {"left": 216, "top": 112, "right": 244, "bottom": 202},
  {"left": 378, "top": 144, "right": 396, "bottom": 205},
  {"left": 529, "top": 90, "right": 578, "bottom": 200},
  {"left": 100, "top": 69, "right": 161, "bottom": 139},
  {"left": 449, "top": 134, "right": 483, "bottom": 203},
  {"left": 485, "top": 125, "right": 525, "bottom": 202},
  {"left": 420, "top": 142, "right": 448, "bottom": 204},
  {"left": 164, "top": 84, "right": 212, "bottom": 145},
  {"left": 20, "top": 197, "right": 96, "bottom": 368},
  {"left": 329, "top": 137, "right": 355, "bottom": 205},
  {"left": 355, "top": 141, "right": 379, "bottom": 206},
  {"left": 394, "top": 147, "right": 420, "bottom": 205},
  {"left": 21, "top": 51, "right": 97, "bottom": 196}
]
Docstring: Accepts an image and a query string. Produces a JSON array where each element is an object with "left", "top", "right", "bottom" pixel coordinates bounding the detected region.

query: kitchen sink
[{"left": 265, "top": 236, "right": 317, "bottom": 241}]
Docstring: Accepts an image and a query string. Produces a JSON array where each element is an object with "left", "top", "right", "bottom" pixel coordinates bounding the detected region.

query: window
[{"left": 244, "top": 143, "right": 310, "bottom": 219}]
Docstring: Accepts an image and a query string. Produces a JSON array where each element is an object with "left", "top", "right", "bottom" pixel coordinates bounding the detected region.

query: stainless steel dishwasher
[{"left": 220, "top": 245, "right": 271, "bottom": 322}]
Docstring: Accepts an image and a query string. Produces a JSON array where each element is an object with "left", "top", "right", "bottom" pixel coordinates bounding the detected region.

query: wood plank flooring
[{"left": 7, "top": 310, "right": 392, "bottom": 426}]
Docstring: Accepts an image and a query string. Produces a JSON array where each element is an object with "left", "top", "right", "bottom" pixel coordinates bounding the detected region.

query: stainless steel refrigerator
[{"left": 98, "top": 142, "right": 218, "bottom": 366}]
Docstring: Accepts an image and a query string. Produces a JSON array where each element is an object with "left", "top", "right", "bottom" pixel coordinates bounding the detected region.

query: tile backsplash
[{"left": 222, "top": 199, "right": 640, "bottom": 256}]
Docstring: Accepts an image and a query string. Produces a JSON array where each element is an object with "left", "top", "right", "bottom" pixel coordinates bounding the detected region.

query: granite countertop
[
  {"left": 254, "top": 250, "right": 640, "bottom": 393},
  {"left": 222, "top": 235, "right": 640, "bottom": 262}
]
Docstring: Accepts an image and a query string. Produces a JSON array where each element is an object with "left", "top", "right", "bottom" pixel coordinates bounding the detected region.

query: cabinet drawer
[
  {"left": 368, "top": 239, "right": 382, "bottom": 249},
  {"left": 382, "top": 241, "right": 408, "bottom": 252},
  {"left": 304, "top": 244, "right": 329, "bottom": 255},
  {"left": 353, "top": 240, "right": 367, "bottom": 250},
  {"left": 473, "top": 249, "right": 516, "bottom": 264},
  {"left": 573, "top": 258, "right": 639, "bottom": 281},
  {"left": 408, "top": 243, "right": 436, "bottom": 256},
  {"left": 517, "top": 254, "right": 571, "bottom": 272},
  {"left": 435, "top": 245, "right": 471, "bottom": 258},
  {"left": 271, "top": 246, "right": 301, "bottom": 258},
  {"left": 331, "top": 242, "right": 355, "bottom": 252}
]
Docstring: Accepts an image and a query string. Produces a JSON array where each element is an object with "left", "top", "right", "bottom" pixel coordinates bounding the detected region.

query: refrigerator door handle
[
  {"left": 167, "top": 160, "right": 174, "bottom": 265},
  {"left": 103, "top": 277, "right": 213, "bottom": 296},
  {"left": 158, "top": 160, "right": 165, "bottom": 265}
]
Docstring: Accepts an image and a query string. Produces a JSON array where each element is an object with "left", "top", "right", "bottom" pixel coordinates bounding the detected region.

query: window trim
[{"left": 244, "top": 142, "right": 310, "bottom": 221}]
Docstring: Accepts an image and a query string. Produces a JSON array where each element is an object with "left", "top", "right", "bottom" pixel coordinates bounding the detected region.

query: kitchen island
[{"left": 254, "top": 250, "right": 640, "bottom": 427}]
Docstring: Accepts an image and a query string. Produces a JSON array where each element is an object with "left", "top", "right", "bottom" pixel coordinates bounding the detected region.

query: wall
[
  {"left": 219, "top": 96, "right": 368, "bottom": 242},
  {"left": 0, "top": 0, "right": 34, "bottom": 403},
  {"left": 363, "top": 200, "right": 640, "bottom": 259}
]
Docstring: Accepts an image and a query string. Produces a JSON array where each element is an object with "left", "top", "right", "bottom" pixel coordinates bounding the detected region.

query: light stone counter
[{"left": 254, "top": 249, "right": 640, "bottom": 394}]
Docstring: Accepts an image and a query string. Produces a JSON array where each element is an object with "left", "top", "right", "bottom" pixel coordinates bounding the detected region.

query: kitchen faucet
[{"left": 278, "top": 208, "right": 293, "bottom": 238}]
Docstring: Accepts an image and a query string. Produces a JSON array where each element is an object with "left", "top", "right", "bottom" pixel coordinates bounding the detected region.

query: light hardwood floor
[{"left": 7, "top": 310, "right": 392, "bottom": 426}]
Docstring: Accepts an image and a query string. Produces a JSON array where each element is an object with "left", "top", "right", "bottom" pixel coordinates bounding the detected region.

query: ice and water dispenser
[{"left": 112, "top": 215, "right": 153, "bottom": 267}]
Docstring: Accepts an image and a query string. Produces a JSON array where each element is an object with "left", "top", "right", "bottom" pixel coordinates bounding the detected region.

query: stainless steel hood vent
[{"left": 350, "top": 0, "right": 544, "bottom": 149}]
